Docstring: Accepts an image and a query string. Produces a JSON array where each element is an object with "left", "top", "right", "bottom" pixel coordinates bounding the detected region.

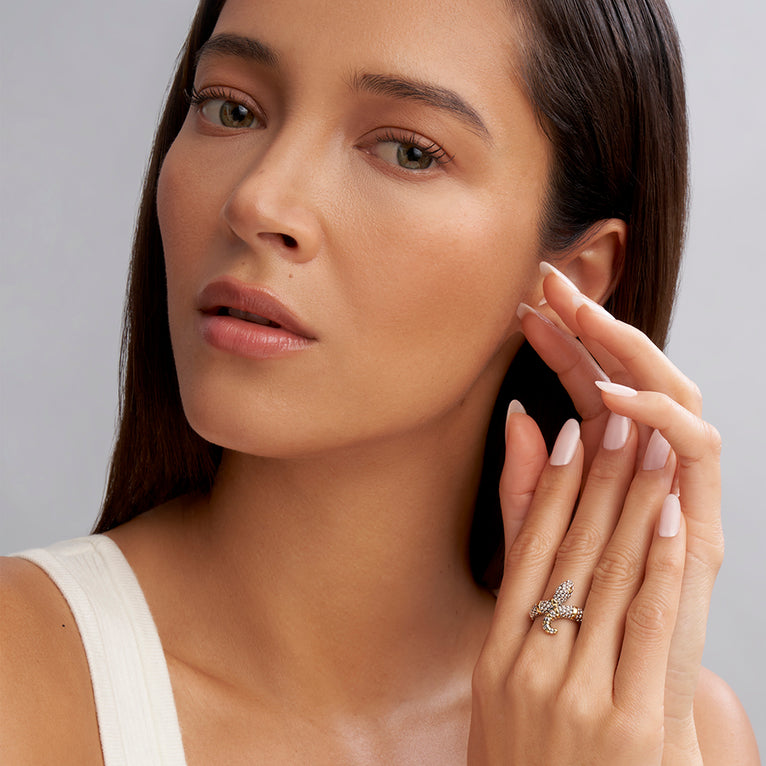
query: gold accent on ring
[{"left": 529, "top": 580, "right": 584, "bottom": 634}]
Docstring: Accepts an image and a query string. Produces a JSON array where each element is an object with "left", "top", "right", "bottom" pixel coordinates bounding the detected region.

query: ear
[{"left": 547, "top": 219, "right": 626, "bottom": 305}]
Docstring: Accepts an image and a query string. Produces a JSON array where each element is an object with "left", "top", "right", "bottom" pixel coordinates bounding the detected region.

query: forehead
[
  {"left": 215, "top": 0, "right": 515, "bottom": 66},
  {"left": 212, "top": 0, "right": 527, "bottom": 132}
]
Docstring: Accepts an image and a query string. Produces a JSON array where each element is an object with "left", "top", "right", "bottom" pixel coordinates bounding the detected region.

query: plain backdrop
[{"left": 2, "top": 0, "right": 764, "bottom": 752}]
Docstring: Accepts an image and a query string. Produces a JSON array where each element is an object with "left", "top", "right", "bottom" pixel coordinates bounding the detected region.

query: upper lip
[{"left": 197, "top": 278, "right": 317, "bottom": 339}]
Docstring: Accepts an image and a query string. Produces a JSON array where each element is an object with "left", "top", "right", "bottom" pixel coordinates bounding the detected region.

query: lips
[{"left": 197, "top": 278, "right": 316, "bottom": 340}]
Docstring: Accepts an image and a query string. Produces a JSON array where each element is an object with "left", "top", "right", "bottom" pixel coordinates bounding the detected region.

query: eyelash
[
  {"left": 375, "top": 130, "right": 453, "bottom": 167},
  {"left": 186, "top": 88, "right": 453, "bottom": 169},
  {"left": 187, "top": 86, "right": 245, "bottom": 109}
]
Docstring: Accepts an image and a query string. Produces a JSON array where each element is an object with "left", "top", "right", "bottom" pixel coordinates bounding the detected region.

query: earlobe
[{"left": 545, "top": 219, "right": 627, "bottom": 306}]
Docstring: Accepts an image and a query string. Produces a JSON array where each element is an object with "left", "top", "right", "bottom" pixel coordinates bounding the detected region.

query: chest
[{"left": 168, "top": 657, "right": 471, "bottom": 766}]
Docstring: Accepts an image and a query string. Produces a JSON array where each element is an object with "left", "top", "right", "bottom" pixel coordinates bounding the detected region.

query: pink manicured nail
[
  {"left": 595, "top": 380, "right": 638, "bottom": 397},
  {"left": 603, "top": 412, "right": 631, "bottom": 450},
  {"left": 643, "top": 429, "right": 671, "bottom": 471},
  {"left": 550, "top": 419, "right": 581, "bottom": 466},
  {"left": 658, "top": 494, "right": 681, "bottom": 537},
  {"left": 516, "top": 302, "right": 537, "bottom": 320},
  {"left": 539, "top": 261, "right": 578, "bottom": 291}
]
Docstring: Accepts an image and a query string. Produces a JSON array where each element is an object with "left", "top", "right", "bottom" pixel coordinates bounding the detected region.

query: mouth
[
  {"left": 217, "top": 306, "right": 282, "bottom": 329},
  {"left": 198, "top": 278, "right": 316, "bottom": 340}
]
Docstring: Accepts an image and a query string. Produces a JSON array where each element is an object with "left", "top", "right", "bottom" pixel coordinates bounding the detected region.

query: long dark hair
[{"left": 95, "top": 0, "right": 688, "bottom": 589}]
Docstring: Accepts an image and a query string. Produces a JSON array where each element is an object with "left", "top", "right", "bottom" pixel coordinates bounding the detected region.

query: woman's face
[{"left": 157, "top": 0, "right": 549, "bottom": 457}]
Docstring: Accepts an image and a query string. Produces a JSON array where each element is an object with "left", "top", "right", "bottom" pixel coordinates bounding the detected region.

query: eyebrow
[
  {"left": 195, "top": 33, "right": 280, "bottom": 69},
  {"left": 194, "top": 34, "right": 490, "bottom": 142},
  {"left": 350, "top": 72, "right": 491, "bottom": 142}
]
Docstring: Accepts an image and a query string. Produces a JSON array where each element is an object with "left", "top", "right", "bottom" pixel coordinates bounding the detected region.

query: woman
[{"left": 0, "top": 0, "right": 758, "bottom": 762}]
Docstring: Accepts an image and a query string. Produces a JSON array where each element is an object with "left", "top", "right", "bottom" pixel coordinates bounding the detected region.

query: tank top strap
[{"left": 15, "top": 535, "right": 187, "bottom": 766}]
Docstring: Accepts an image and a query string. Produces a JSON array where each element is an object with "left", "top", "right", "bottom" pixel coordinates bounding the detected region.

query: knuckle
[
  {"left": 687, "top": 530, "right": 725, "bottom": 576},
  {"left": 507, "top": 650, "right": 552, "bottom": 699},
  {"left": 471, "top": 650, "right": 505, "bottom": 698},
  {"left": 681, "top": 378, "right": 704, "bottom": 413},
  {"left": 626, "top": 597, "right": 671, "bottom": 641},
  {"left": 505, "top": 528, "right": 554, "bottom": 572},
  {"left": 557, "top": 680, "right": 602, "bottom": 726},
  {"left": 704, "top": 422, "right": 722, "bottom": 456},
  {"left": 592, "top": 546, "right": 638, "bottom": 593},
  {"left": 555, "top": 521, "right": 603, "bottom": 567}
]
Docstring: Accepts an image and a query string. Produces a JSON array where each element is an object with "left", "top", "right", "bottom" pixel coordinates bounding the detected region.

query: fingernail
[
  {"left": 643, "top": 429, "right": 671, "bottom": 471},
  {"left": 658, "top": 494, "right": 681, "bottom": 537},
  {"left": 603, "top": 412, "right": 631, "bottom": 450},
  {"left": 550, "top": 419, "right": 581, "bottom": 466},
  {"left": 505, "top": 400, "right": 526, "bottom": 440},
  {"left": 571, "top": 292, "right": 613, "bottom": 319},
  {"left": 595, "top": 380, "right": 638, "bottom": 397},
  {"left": 517, "top": 302, "right": 534, "bottom": 319},
  {"left": 539, "top": 261, "right": 578, "bottom": 291},
  {"left": 538, "top": 297, "right": 547, "bottom": 306}
]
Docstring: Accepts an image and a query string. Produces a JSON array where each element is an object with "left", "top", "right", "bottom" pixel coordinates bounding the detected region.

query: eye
[
  {"left": 370, "top": 131, "right": 452, "bottom": 171},
  {"left": 187, "top": 87, "right": 263, "bottom": 130}
]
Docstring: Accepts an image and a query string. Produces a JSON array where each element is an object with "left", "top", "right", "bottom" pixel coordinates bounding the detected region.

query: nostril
[{"left": 281, "top": 234, "right": 298, "bottom": 248}]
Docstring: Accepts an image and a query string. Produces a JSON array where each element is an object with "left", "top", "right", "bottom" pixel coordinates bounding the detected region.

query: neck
[{"left": 138, "top": 408, "right": 497, "bottom": 716}]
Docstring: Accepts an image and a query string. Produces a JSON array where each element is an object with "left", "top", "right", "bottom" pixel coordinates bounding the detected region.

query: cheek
[
  {"left": 317, "top": 180, "right": 543, "bottom": 430},
  {"left": 157, "top": 134, "right": 222, "bottom": 327},
  {"left": 341, "top": 183, "right": 541, "bottom": 355}
]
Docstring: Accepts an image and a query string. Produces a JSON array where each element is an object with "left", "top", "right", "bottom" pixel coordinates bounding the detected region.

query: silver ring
[{"left": 529, "top": 580, "right": 584, "bottom": 635}]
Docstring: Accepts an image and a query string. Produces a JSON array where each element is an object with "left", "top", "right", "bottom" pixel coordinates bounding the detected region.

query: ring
[{"left": 529, "top": 580, "right": 584, "bottom": 635}]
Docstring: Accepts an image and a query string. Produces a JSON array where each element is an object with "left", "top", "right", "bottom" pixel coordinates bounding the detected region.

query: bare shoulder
[
  {"left": 0, "top": 555, "right": 103, "bottom": 765},
  {"left": 694, "top": 666, "right": 760, "bottom": 765}
]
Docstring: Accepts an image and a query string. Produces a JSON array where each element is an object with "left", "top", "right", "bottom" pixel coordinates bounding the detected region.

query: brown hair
[{"left": 95, "top": 0, "right": 688, "bottom": 589}]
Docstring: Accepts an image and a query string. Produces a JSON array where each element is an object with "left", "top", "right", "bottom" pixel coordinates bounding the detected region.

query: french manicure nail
[
  {"left": 516, "top": 302, "right": 535, "bottom": 320},
  {"left": 539, "top": 261, "right": 578, "bottom": 291},
  {"left": 505, "top": 400, "right": 526, "bottom": 439},
  {"left": 571, "top": 292, "right": 588, "bottom": 310},
  {"left": 550, "top": 419, "right": 581, "bottom": 466},
  {"left": 571, "top": 292, "right": 613, "bottom": 319},
  {"left": 595, "top": 380, "right": 638, "bottom": 397},
  {"left": 658, "top": 494, "right": 681, "bottom": 538},
  {"left": 603, "top": 412, "right": 631, "bottom": 450},
  {"left": 643, "top": 429, "right": 671, "bottom": 471}
]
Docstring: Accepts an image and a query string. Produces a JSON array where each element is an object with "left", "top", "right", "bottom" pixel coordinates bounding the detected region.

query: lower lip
[{"left": 200, "top": 314, "right": 315, "bottom": 359}]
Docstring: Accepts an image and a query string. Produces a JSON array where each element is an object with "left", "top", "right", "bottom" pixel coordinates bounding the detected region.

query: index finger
[{"left": 540, "top": 264, "right": 703, "bottom": 415}]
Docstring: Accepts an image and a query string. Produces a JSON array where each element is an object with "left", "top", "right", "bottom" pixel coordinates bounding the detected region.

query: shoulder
[
  {"left": 694, "top": 666, "right": 760, "bottom": 765},
  {"left": 0, "top": 555, "right": 103, "bottom": 765}
]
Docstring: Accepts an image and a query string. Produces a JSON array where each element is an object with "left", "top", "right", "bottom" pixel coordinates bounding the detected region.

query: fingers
[
  {"left": 572, "top": 445, "right": 677, "bottom": 679},
  {"left": 613, "top": 496, "right": 686, "bottom": 715},
  {"left": 489, "top": 419, "right": 583, "bottom": 650},
  {"left": 516, "top": 305, "right": 613, "bottom": 474},
  {"left": 593, "top": 384, "right": 721, "bottom": 527},
  {"left": 499, "top": 402, "right": 549, "bottom": 552},
  {"left": 528, "top": 413, "right": 639, "bottom": 653},
  {"left": 517, "top": 303, "right": 609, "bottom": 424},
  {"left": 539, "top": 262, "right": 704, "bottom": 415},
  {"left": 592, "top": 382, "right": 723, "bottom": 726}
]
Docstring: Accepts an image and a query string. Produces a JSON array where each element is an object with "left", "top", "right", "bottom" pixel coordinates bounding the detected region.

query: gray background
[{"left": 2, "top": 0, "right": 764, "bottom": 751}]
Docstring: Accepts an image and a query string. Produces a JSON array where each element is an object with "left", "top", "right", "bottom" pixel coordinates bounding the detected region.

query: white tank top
[{"left": 15, "top": 535, "right": 188, "bottom": 766}]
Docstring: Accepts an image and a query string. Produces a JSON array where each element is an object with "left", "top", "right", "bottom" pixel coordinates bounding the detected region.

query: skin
[{"left": 0, "top": 0, "right": 759, "bottom": 763}]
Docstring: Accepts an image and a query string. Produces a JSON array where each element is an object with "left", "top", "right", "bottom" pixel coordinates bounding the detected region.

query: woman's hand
[
  {"left": 468, "top": 263, "right": 724, "bottom": 763},
  {"left": 469, "top": 409, "right": 687, "bottom": 764}
]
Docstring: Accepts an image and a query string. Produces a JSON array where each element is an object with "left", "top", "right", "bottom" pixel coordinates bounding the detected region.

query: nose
[{"left": 221, "top": 134, "right": 322, "bottom": 265}]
